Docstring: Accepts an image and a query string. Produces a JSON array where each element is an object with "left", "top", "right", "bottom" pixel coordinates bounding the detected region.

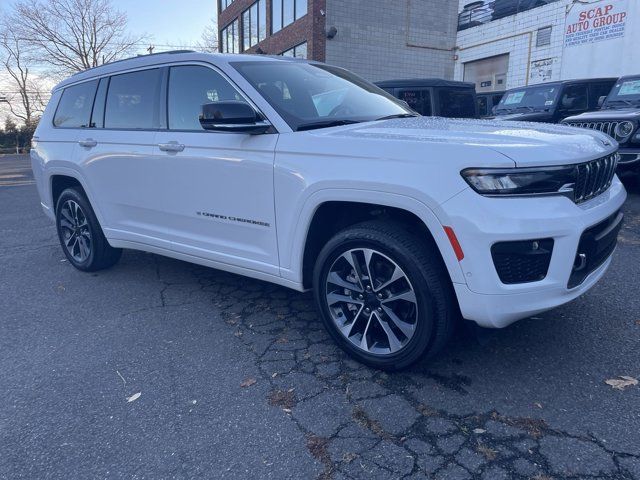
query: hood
[
  {"left": 492, "top": 111, "right": 553, "bottom": 122},
  {"left": 312, "top": 117, "right": 617, "bottom": 167},
  {"left": 563, "top": 108, "right": 640, "bottom": 122}
]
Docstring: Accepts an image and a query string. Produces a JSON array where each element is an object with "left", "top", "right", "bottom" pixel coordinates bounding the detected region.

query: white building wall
[
  {"left": 454, "top": 1, "right": 568, "bottom": 90},
  {"left": 455, "top": 0, "right": 639, "bottom": 90}
]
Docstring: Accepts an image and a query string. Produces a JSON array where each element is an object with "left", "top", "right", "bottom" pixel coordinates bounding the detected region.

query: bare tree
[
  {"left": 0, "top": 26, "right": 46, "bottom": 126},
  {"left": 11, "top": 0, "right": 146, "bottom": 75},
  {"left": 197, "top": 18, "right": 218, "bottom": 53}
]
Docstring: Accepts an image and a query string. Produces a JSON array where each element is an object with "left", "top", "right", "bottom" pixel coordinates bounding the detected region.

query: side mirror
[
  {"left": 199, "top": 101, "right": 271, "bottom": 134},
  {"left": 598, "top": 95, "right": 607, "bottom": 108}
]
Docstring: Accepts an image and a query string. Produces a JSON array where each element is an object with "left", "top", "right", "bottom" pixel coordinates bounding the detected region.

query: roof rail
[{"left": 69, "top": 49, "right": 197, "bottom": 77}]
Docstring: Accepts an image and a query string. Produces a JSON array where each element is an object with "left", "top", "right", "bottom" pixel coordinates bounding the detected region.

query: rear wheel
[
  {"left": 55, "top": 187, "right": 122, "bottom": 271},
  {"left": 313, "top": 221, "right": 457, "bottom": 370}
]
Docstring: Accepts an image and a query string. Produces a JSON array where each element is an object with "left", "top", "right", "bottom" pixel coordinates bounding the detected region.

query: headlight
[
  {"left": 461, "top": 165, "right": 577, "bottom": 196},
  {"left": 615, "top": 121, "right": 634, "bottom": 139}
]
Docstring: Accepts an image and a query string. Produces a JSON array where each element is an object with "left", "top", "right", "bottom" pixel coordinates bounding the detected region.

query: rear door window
[
  {"left": 398, "top": 89, "right": 432, "bottom": 116},
  {"left": 477, "top": 96, "right": 488, "bottom": 117},
  {"left": 53, "top": 80, "right": 98, "bottom": 128},
  {"left": 438, "top": 89, "right": 476, "bottom": 118},
  {"left": 105, "top": 69, "right": 162, "bottom": 129}
]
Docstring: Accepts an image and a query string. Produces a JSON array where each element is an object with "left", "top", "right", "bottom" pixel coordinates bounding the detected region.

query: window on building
[
  {"left": 220, "top": 0, "right": 235, "bottom": 11},
  {"left": 242, "top": 0, "right": 267, "bottom": 51},
  {"left": 54, "top": 80, "right": 98, "bottom": 128},
  {"left": 168, "top": 65, "right": 244, "bottom": 130},
  {"left": 281, "top": 42, "right": 307, "bottom": 59},
  {"left": 536, "top": 26, "right": 552, "bottom": 47},
  {"left": 104, "top": 69, "right": 162, "bottom": 129},
  {"left": 272, "top": 0, "right": 307, "bottom": 34},
  {"left": 221, "top": 19, "right": 240, "bottom": 53}
]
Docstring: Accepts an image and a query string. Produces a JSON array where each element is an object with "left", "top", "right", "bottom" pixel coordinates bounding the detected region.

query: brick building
[{"left": 218, "top": 0, "right": 459, "bottom": 82}]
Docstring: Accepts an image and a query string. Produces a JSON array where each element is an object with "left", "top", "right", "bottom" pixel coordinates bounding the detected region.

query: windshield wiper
[
  {"left": 296, "top": 119, "right": 362, "bottom": 131},
  {"left": 375, "top": 113, "right": 419, "bottom": 121}
]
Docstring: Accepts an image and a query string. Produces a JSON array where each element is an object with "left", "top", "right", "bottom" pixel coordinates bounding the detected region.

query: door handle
[
  {"left": 158, "top": 142, "right": 185, "bottom": 153},
  {"left": 78, "top": 138, "right": 97, "bottom": 148}
]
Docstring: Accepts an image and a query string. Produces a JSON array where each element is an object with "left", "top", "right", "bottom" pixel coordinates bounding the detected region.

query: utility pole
[{"left": 147, "top": 45, "right": 155, "bottom": 54}]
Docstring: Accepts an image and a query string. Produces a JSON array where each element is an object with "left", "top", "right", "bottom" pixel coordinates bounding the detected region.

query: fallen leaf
[
  {"left": 534, "top": 402, "right": 543, "bottom": 409},
  {"left": 605, "top": 376, "right": 638, "bottom": 390},
  {"left": 126, "top": 392, "right": 141, "bottom": 403},
  {"left": 240, "top": 378, "right": 257, "bottom": 388},
  {"left": 473, "top": 428, "right": 486, "bottom": 434}
]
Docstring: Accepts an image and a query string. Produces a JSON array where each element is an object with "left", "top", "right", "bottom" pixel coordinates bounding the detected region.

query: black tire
[
  {"left": 312, "top": 220, "right": 457, "bottom": 370},
  {"left": 55, "top": 187, "right": 122, "bottom": 272}
]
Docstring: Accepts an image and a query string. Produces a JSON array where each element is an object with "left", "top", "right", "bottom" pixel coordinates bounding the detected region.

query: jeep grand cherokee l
[{"left": 31, "top": 52, "right": 626, "bottom": 369}]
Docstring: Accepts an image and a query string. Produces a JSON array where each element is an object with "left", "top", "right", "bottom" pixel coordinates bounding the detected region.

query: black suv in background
[
  {"left": 563, "top": 75, "right": 640, "bottom": 173},
  {"left": 477, "top": 91, "right": 505, "bottom": 118},
  {"left": 493, "top": 78, "right": 616, "bottom": 123},
  {"left": 375, "top": 79, "right": 478, "bottom": 118}
]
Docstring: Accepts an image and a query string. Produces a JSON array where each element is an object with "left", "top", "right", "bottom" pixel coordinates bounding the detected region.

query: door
[
  {"left": 78, "top": 68, "right": 169, "bottom": 246},
  {"left": 153, "top": 64, "right": 279, "bottom": 274}
]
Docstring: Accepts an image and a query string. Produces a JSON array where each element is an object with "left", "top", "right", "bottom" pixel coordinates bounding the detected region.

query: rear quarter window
[{"left": 53, "top": 80, "right": 98, "bottom": 128}]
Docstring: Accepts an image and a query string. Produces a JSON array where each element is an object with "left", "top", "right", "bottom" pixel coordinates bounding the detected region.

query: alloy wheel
[
  {"left": 324, "top": 248, "right": 418, "bottom": 355},
  {"left": 59, "top": 199, "right": 92, "bottom": 263}
]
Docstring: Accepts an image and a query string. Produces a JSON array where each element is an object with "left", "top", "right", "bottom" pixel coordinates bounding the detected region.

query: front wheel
[
  {"left": 55, "top": 187, "right": 122, "bottom": 272},
  {"left": 312, "top": 221, "right": 457, "bottom": 370}
]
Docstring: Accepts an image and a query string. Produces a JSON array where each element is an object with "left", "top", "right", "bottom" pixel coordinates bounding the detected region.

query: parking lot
[{"left": 1, "top": 153, "right": 639, "bottom": 479}]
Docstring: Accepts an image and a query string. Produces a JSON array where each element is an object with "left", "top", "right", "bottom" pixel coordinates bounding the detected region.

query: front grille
[
  {"left": 573, "top": 154, "right": 618, "bottom": 204},
  {"left": 491, "top": 239, "right": 554, "bottom": 284},
  {"left": 565, "top": 121, "right": 622, "bottom": 138},
  {"left": 568, "top": 211, "right": 623, "bottom": 288}
]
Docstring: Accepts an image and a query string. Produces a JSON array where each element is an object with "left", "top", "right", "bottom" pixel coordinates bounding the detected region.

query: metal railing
[{"left": 458, "top": 0, "right": 561, "bottom": 31}]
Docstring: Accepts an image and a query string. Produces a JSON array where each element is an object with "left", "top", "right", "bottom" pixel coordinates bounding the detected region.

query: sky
[{"left": 110, "top": 0, "right": 217, "bottom": 54}]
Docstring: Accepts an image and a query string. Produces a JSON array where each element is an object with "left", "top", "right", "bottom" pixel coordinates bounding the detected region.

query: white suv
[{"left": 31, "top": 52, "right": 626, "bottom": 369}]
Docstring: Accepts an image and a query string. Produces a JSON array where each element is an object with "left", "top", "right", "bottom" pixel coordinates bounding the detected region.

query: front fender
[{"left": 278, "top": 187, "right": 467, "bottom": 288}]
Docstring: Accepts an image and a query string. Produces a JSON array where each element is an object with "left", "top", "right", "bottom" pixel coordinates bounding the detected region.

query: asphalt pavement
[{"left": 1, "top": 154, "right": 639, "bottom": 480}]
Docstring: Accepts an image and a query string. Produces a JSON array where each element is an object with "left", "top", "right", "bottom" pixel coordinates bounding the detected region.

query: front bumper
[{"left": 441, "top": 177, "right": 627, "bottom": 328}]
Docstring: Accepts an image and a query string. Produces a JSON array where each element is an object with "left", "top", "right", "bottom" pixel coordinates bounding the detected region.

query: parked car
[
  {"left": 375, "top": 78, "right": 478, "bottom": 118},
  {"left": 31, "top": 51, "right": 626, "bottom": 369},
  {"left": 493, "top": 78, "right": 616, "bottom": 123},
  {"left": 477, "top": 91, "right": 505, "bottom": 118},
  {"left": 562, "top": 75, "right": 640, "bottom": 174}
]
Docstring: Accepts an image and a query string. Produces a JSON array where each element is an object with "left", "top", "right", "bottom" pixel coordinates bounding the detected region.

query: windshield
[
  {"left": 605, "top": 78, "right": 640, "bottom": 107},
  {"left": 232, "top": 61, "right": 413, "bottom": 130},
  {"left": 496, "top": 85, "right": 559, "bottom": 113}
]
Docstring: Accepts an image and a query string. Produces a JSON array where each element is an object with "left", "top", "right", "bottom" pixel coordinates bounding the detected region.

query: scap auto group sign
[{"left": 565, "top": 0, "right": 628, "bottom": 47}]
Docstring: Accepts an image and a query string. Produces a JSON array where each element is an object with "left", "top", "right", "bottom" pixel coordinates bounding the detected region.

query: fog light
[{"left": 491, "top": 238, "right": 554, "bottom": 284}]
